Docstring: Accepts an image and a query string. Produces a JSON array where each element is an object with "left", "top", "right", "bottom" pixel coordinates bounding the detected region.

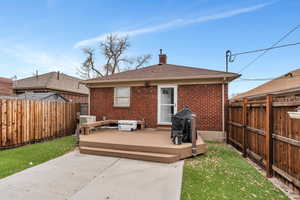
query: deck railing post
[
  {"left": 242, "top": 98, "right": 248, "bottom": 157},
  {"left": 266, "top": 94, "right": 273, "bottom": 177},
  {"left": 191, "top": 114, "right": 197, "bottom": 156},
  {"left": 75, "top": 112, "right": 81, "bottom": 146}
]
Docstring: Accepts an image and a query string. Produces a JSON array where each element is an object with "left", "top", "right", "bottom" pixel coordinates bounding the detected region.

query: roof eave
[
  {"left": 227, "top": 74, "right": 241, "bottom": 82},
  {"left": 83, "top": 74, "right": 241, "bottom": 85}
]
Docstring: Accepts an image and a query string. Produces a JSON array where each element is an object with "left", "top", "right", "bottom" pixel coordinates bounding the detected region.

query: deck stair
[
  {"left": 80, "top": 146, "right": 180, "bottom": 163},
  {"left": 79, "top": 130, "right": 208, "bottom": 163}
]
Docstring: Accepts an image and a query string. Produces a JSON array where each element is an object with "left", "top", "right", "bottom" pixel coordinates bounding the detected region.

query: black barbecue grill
[{"left": 171, "top": 108, "right": 197, "bottom": 145}]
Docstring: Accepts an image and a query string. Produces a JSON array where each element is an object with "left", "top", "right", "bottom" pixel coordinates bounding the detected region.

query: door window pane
[
  {"left": 160, "top": 105, "right": 174, "bottom": 123},
  {"left": 160, "top": 88, "right": 174, "bottom": 104}
]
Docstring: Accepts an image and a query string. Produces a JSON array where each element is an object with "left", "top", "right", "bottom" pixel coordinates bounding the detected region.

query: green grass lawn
[
  {"left": 181, "top": 142, "right": 289, "bottom": 200},
  {"left": 0, "top": 136, "right": 76, "bottom": 179}
]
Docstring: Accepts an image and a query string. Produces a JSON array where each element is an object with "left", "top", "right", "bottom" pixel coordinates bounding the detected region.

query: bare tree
[
  {"left": 77, "top": 48, "right": 99, "bottom": 79},
  {"left": 78, "top": 34, "right": 151, "bottom": 79}
]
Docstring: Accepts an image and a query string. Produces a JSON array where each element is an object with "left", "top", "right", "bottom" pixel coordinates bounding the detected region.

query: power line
[
  {"left": 235, "top": 71, "right": 300, "bottom": 82},
  {"left": 237, "top": 24, "right": 300, "bottom": 73},
  {"left": 238, "top": 78, "right": 274, "bottom": 81},
  {"left": 231, "top": 41, "right": 300, "bottom": 57},
  {"left": 226, "top": 41, "right": 300, "bottom": 72}
]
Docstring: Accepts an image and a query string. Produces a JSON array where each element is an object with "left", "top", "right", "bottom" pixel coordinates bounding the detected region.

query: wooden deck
[{"left": 79, "top": 129, "right": 208, "bottom": 163}]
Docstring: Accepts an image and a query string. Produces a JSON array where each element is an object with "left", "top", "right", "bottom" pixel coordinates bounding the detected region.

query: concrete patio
[{"left": 0, "top": 150, "right": 184, "bottom": 200}]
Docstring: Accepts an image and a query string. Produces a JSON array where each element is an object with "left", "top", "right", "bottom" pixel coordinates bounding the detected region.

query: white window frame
[
  {"left": 157, "top": 85, "right": 178, "bottom": 125},
  {"left": 114, "top": 87, "right": 131, "bottom": 107}
]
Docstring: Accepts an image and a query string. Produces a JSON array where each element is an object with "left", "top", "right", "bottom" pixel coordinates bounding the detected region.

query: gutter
[{"left": 82, "top": 74, "right": 241, "bottom": 84}]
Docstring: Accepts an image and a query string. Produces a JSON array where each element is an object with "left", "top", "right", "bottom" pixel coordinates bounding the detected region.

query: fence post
[
  {"left": 242, "top": 98, "right": 248, "bottom": 157},
  {"left": 266, "top": 94, "right": 273, "bottom": 177}
]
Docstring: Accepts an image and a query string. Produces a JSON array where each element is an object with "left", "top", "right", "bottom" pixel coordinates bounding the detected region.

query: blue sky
[{"left": 0, "top": 0, "right": 299, "bottom": 95}]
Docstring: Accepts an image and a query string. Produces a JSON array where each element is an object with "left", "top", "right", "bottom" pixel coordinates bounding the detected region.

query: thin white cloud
[
  {"left": 0, "top": 45, "right": 81, "bottom": 78},
  {"left": 74, "top": 3, "right": 271, "bottom": 48}
]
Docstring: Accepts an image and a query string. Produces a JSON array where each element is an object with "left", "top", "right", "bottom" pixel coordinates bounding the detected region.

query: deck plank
[{"left": 79, "top": 129, "right": 207, "bottom": 163}]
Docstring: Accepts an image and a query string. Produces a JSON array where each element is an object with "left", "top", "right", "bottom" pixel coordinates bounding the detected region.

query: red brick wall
[
  {"left": 178, "top": 84, "right": 227, "bottom": 131},
  {"left": 90, "top": 84, "right": 227, "bottom": 131},
  {"left": 90, "top": 86, "right": 157, "bottom": 128},
  {"left": 0, "top": 78, "right": 13, "bottom": 96}
]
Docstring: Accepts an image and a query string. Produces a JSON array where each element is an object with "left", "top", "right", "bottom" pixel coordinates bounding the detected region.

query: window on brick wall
[{"left": 114, "top": 87, "right": 130, "bottom": 107}]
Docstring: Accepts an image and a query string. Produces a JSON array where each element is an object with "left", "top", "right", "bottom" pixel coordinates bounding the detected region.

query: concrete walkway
[{"left": 0, "top": 151, "right": 184, "bottom": 200}]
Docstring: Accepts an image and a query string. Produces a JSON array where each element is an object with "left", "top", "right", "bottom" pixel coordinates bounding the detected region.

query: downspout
[{"left": 222, "top": 77, "right": 226, "bottom": 134}]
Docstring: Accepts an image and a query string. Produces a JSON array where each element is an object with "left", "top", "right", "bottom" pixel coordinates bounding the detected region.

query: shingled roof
[
  {"left": 1, "top": 92, "right": 69, "bottom": 102},
  {"left": 13, "top": 72, "right": 88, "bottom": 95},
  {"left": 84, "top": 64, "right": 240, "bottom": 84},
  {"left": 233, "top": 68, "right": 300, "bottom": 99}
]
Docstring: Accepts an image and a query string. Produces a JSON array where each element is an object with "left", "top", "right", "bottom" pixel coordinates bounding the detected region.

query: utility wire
[
  {"left": 232, "top": 42, "right": 300, "bottom": 56},
  {"left": 236, "top": 71, "right": 300, "bottom": 82},
  {"left": 238, "top": 78, "right": 274, "bottom": 81},
  {"left": 237, "top": 24, "right": 300, "bottom": 73}
]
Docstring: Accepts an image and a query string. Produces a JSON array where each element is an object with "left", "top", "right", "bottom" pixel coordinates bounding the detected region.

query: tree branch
[
  {"left": 134, "top": 54, "right": 152, "bottom": 69},
  {"left": 80, "top": 33, "right": 152, "bottom": 78},
  {"left": 82, "top": 48, "right": 104, "bottom": 77}
]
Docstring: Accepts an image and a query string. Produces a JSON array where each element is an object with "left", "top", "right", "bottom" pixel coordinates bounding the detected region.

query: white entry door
[{"left": 158, "top": 85, "right": 177, "bottom": 125}]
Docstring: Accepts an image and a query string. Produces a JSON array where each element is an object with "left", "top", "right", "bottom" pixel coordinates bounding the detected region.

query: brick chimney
[{"left": 159, "top": 49, "right": 167, "bottom": 64}]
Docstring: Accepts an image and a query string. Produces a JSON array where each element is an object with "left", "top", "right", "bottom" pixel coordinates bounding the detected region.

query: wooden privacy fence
[
  {"left": 0, "top": 99, "right": 79, "bottom": 148},
  {"left": 228, "top": 95, "right": 300, "bottom": 190}
]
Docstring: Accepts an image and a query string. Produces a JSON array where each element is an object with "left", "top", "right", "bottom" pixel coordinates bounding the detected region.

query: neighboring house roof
[
  {"left": 13, "top": 72, "right": 89, "bottom": 95},
  {"left": 232, "top": 68, "right": 300, "bottom": 100},
  {"left": 0, "top": 92, "right": 69, "bottom": 102},
  {"left": 83, "top": 64, "right": 240, "bottom": 84}
]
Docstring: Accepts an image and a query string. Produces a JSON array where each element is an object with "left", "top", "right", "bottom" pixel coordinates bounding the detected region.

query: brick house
[
  {"left": 0, "top": 77, "right": 13, "bottom": 96},
  {"left": 83, "top": 53, "right": 240, "bottom": 133},
  {"left": 13, "top": 72, "right": 89, "bottom": 114}
]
